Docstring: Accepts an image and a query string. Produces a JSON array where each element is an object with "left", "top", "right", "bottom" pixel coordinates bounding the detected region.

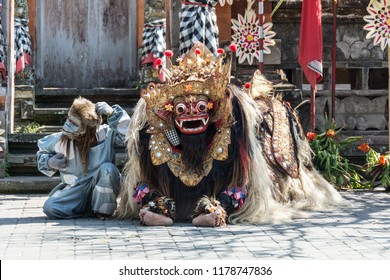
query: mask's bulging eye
[
  {"left": 175, "top": 103, "right": 186, "bottom": 115},
  {"left": 196, "top": 101, "right": 208, "bottom": 112}
]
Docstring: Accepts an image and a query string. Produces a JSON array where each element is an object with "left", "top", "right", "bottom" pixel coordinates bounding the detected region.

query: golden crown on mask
[{"left": 141, "top": 42, "right": 234, "bottom": 132}]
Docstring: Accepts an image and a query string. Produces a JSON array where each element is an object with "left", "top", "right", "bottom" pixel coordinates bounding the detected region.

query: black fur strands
[
  {"left": 228, "top": 95, "right": 251, "bottom": 187},
  {"left": 192, "top": 196, "right": 227, "bottom": 227},
  {"left": 180, "top": 132, "right": 208, "bottom": 175}
]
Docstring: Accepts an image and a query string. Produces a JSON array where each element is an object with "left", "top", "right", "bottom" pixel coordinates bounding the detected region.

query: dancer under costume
[
  {"left": 38, "top": 97, "right": 130, "bottom": 219},
  {"left": 115, "top": 42, "right": 346, "bottom": 227}
]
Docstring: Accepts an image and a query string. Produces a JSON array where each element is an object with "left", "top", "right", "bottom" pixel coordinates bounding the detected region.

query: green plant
[
  {"left": 0, "top": 154, "right": 10, "bottom": 177},
  {"left": 15, "top": 122, "right": 41, "bottom": 133},
  {"left": 358, "top": 143, "right": 390, "bottom": 188},
  {"left": 307, "top": 118, "right": 366, "bottom": 189}
]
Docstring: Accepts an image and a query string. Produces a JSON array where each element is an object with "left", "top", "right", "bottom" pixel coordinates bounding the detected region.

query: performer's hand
[
  {"left": 47, "top": 154, "right": 67, "bottom": 170},
  {"left": 95, "top": 102, "right": 113, "bottom": 116}
]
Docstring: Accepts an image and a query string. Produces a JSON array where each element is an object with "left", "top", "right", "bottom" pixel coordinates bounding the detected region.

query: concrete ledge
[
  {"left": 8, "top": 153, "right": 127, "bottom": 167},
  {"left": 0, "top": 176, "right": 60, "bottom": 194},
  {"left": 37, "top": 87, "right": 140, "bottom": 96}
]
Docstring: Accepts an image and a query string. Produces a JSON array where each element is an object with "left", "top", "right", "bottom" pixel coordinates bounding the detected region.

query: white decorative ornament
[
  {"left": 363, "top": 0, "right": 390, "bottom": 50},
  {"left": 231, "top": 0, "right": 276, "bottom": 65},
  {"left": 219, "top": 0, "right": 233, "bottom": 7}
]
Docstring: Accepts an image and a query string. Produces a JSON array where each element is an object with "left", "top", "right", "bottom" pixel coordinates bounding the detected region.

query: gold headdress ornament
[{"left": 141, "top": 42, "right": 235, "bottom": 132}]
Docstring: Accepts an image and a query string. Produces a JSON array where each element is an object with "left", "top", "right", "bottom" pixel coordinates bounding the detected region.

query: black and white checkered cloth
[
  {"left": 14, "top": 18, "right": 32, "bottom": 68},
  {"left": 0, "top": 19, "right": 6, "bottom": 79},
  {"left": 0, "top": 17, "right": 32, "bottom": 78},
  {"left": 179, "top": 0, "right": 219, "bottom": 57},
  {"left": 164, "top": 128, "right": 181, "bottom": 146},
  {"left": 141, "top": 18, "right": 166, "bottom": 63}
]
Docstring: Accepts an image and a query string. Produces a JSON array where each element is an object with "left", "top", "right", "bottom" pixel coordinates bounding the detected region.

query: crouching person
[{"left": 37, "top": 97, "right": 130, "bottom": 219}]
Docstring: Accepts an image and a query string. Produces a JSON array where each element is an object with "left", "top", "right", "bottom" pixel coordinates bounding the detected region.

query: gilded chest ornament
[{"left": 148, "top": 126, "right": 231, "bottom": 187}]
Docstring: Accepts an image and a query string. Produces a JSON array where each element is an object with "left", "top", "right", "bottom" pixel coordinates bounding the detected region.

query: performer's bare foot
[
  {"left": 139, "top": 208, "right": 173, "bottom": 226},
  {"left": 192, "top": 212, "right": 225, "bottom": 227}
]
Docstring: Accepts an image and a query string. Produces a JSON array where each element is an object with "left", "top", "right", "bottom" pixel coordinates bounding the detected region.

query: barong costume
[{"left": 116, "top": 43, "right": 345, "bottom": 225}]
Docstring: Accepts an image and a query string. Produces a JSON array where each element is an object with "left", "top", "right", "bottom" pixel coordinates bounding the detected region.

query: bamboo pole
[
  {"left": 165, "top": 0, "right": 171, "bottom": 50},
  {"left": 311, "top": 86, "right": 316, "bottom": 131},
  {"left": 4, "top": 0, "right": 15, "bottom": 157},
  {"left": 258, "top": 0, "right": 264, "bottom": 73},
  {"left": 331, "top": 0, "right": 337, "bottom": 120}
]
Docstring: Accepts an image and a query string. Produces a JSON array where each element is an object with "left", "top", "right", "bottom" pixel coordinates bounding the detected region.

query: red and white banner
[{"left": 298, "top": 0, "right": 323, "bottom": 90}]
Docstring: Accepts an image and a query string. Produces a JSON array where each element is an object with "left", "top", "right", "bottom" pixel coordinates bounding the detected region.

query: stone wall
[{"left": 270, "top": 0, "right": 388, "bottom": 132}]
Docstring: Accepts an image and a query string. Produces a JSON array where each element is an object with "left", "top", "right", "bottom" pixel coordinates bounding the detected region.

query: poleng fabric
[
  {"left": 14, "top": 18, "right": 32, "bottom": 74},
  {"left": 141, "top": 18, "right": 166, "bottom": 68},
  {"left": 179, "top": 0, "right": 219, "bottom": 57},
  {"left": 0, "top": 19, "right": 5, "bottom": 79},
  {"left": 0, "top": 17, "right": 32, "bottom": 79}
]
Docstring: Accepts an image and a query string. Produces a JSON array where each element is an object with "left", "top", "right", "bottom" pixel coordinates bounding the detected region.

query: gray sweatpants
[{"left": 43, "top": 162, "right": 121, "bottom": 219}]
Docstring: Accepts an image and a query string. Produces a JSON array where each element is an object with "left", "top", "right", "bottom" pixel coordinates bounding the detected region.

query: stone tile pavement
[{"left": 0, "top": 191, "right": 389, "bottom": 260}]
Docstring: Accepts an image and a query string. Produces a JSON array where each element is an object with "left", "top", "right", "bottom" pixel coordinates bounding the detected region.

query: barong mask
[
  {"left": 141, "top": 42, "right": 233, "bottom": 187},
  {"left": 173, "top": 94, "right": 212, "bottom": 134},
  {"left": 62, "top": 97, "right": 101, "bottom": 140}
]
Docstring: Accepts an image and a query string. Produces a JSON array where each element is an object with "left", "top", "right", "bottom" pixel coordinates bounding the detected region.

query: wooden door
[{"left": 35, "top": 0, "right": 137, "bottom": 88}]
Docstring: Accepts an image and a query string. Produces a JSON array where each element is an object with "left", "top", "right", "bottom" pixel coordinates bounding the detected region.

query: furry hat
[{"left": 69, "top": 97, "right": 101, "bottom": 127}]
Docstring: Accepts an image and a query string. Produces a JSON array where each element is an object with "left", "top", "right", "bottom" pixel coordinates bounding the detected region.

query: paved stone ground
[{"left": 0, "top": 191, "right": 389, "bottom": 260}]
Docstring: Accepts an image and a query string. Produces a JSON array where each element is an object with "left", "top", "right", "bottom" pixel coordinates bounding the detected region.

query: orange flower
[
  {"left": 207, "top": 101, "right": 214, "bottom": 110},
  {"left": 325, "top": 129, "right": 335, "bottom": 138},
  {"left": 307, "top": 132, "right": 316, "bottom": 142},
  {"left": 358, "top": 143, "right": 371, "bottom": 153},
  {"left": 378, "top": 155, "right": 388, "bottom": 166},
  {"left": 184, "top": 84, "right": 193, "bottom": 91}
]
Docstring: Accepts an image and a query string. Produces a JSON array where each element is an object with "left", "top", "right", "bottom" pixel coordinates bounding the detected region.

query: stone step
[
  {"left": 34, "top": 87, "right": 141, "bottom": 108},
  {"left": 0, "top": 176, "right": 60, "bottom": 194},
  {"left": 13, "top": 86, "right": 140, "bottom": 126},
  {"left": 6, "top": 133, "right": 127, "bottom": 176},
  {"left": 32, "top": 105, "right": 135, "bottom": 126},
  {"left": 7, "top": 152, "right": 127, "bottom": 176}
]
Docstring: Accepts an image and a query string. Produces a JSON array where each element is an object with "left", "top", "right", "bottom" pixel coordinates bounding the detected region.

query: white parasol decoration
[
  {"left": 231, "top": 0, "right": 275, "bottom": 65},
  {"left": 364, "top": 0, "right": 390, "bottom": 50},
  {"left": 363, "top": 0, "right": 390, "bottom": 147}
]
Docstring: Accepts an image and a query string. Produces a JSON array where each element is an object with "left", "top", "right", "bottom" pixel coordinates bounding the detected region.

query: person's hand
[
  {"left": 96, "top": 102, "right": 113, "bottom": 116},
  {"left": 47, "top": 154, "right": 67, "bottom": 170}
]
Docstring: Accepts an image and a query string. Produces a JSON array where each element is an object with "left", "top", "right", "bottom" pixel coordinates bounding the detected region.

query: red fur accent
[
  {"left": 215, "top": 118, "right": 222, "bottom": 128},
  {"left": 238, "top": 139, "right": 249, "bottom": 185}
]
